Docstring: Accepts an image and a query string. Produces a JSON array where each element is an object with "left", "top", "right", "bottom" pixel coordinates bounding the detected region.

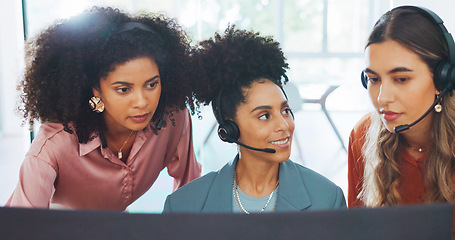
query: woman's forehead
[{"left": 241, "top": 80, "right": 286, "bottom": 107}]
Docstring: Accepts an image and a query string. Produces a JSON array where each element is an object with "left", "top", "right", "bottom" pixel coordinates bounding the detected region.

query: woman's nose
[
  {"left": 376, "top": 80, "right": 395, "bottom": 106},
  {"left": 275, "top": 114, "right": 290, "bottom": 132},
  {"left": 133, "top": 91, "right": 148, "bottom": 109}
]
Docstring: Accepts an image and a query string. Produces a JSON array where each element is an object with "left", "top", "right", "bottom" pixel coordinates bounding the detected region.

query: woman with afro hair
[
  {"left": 163, "top": 26, "right": 345, "bottom": 213},
  {"left": 6, "top": 7, "right": 201, "bottom": 210}
]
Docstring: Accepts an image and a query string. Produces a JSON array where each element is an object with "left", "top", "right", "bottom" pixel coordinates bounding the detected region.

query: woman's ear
[{"left": 92, "top": 87, "right": 100, "bottom": 97}]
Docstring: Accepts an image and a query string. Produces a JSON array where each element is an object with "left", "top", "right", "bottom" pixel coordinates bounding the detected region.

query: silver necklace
[{"left": 233, "top": 170, "right": 279, "bottom": 214}]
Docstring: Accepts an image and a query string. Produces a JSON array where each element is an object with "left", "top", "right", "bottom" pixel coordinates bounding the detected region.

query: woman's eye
[
  {"left": 367, "top": 76, "right": 380, "bottom": 83},
  {"left": 283, "top": 108, "right": 293, "bottom": 115},
  {"left": 259, "top": 113, "right": 270, "bottom": 120},
  {"left": 147, "top": 82, "right": 159, "bottom": 88},
  {"left": 395, "top": 77, "right": 408, "bottom": 82},
  {"left": 116, "top": 87, "right": 130, "bottom": 93}
]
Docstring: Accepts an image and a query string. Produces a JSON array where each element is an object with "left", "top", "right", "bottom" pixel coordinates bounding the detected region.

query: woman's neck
[
  {"left": 236, "top": 154, "right": 279, "bottom": 198},
  {"left": 105, "top": 129, "right": 137, "bottom": 162},
  {"left": 401, "top": 121, "right": 432, "bottom": 149},
  {"left": 401, "top": 116, "right": 433, "bottom": 158}
]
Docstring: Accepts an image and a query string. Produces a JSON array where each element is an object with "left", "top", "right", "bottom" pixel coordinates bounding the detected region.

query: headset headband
[
  {"left": 215, "top": 88, "right": 225, "bottom": 125},
  {"left": 397, "top": 6, "right": 455, "bottom": 65}
]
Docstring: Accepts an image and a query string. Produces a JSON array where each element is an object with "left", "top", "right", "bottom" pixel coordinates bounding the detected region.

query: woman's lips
[
  {"left": 130, "top": 113, "right": 149, "bottom": 123},
  {"left": 270, "top": 137, "right": 290, "bottom": 148},
  {"left": 381, "top": 111, "right": 401, "bottom": 121}
]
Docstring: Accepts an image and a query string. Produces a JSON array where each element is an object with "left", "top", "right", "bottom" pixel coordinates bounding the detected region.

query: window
[{"left": 24, "top": 0, "right": 376, "bottom": 86}]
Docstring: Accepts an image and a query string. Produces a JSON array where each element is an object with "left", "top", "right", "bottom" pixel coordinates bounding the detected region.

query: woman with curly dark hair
[
  {"left": 5, "top": 7, "right": 201, "bottom": 210},
  {"left": 163, "top": 26, "right": 346, "bottom": 213}
]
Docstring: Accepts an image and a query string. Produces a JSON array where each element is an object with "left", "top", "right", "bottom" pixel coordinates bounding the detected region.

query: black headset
[
  {"left": 155, "top": 93, "right": 167, "bottom": 130},
  {"left": 215, "top": 88, "right": 240, "bottom": 143},
  {"left": 361, "top": 6, "right": 455, "bottom": 92}
]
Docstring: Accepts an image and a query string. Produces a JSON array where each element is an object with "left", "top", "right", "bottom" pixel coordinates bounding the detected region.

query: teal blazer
[{"left": 163, "top": 156, "right": 346, "bottom": 213}]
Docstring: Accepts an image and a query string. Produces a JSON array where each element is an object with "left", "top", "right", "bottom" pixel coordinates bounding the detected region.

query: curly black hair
[
  {"left": 19, "top": 6, "right": 194, "bottom": 144},
  {"left": 190, "top": 26, "right": 289, "bottom": 122}
]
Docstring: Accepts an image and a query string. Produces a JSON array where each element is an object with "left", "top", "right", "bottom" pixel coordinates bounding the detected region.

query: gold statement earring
[
  {"left": 434, "top": 95, "right": 442, "bottom": 113},
  {"left": 89, "top": 96, "right": 104, "bottom": 113}
]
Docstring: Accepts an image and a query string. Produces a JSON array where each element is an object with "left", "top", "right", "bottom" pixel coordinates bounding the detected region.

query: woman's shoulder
[
  {"left": 157, "top": 108, "right": 191, "bottom": 133},
  {"left": 146, "top": 108, "right": 192, "bottom": 149},
  {"left": 164, "top": 171, "right": 218, "bottom": 212},
  {"left": 285, "top": 161, "right": 338, "bottom": 188},
  {"left": 352, "top": 112, "right": 372, "bottom": 135},
  {"left": 348, "top": 112, "right": 372, "bottom": 152},
  {"left": 28, "top": 122, "right": 77, "bottom": 157},
  {"left": 168, "top": 171, "right": 218, "bottom": 198},
  {"left": 282, "top": 160, "right": 346, "bottom": 208}
]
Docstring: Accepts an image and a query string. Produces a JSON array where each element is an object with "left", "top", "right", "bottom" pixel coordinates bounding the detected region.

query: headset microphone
[
  {"left": 394, "top": 85, "right": 450, "bottom": 133},
  {"left": 156, "top": 94, "right": 167, "bottom": 130},
  {"left": 218, "top": 128, "right": 276, "bottom": 153}
]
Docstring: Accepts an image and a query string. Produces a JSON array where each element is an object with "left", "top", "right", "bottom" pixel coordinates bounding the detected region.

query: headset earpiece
[
  {"left": 215, "top": 88, "right": 241, "bottom": 143},
  {"left": 401, "top": 6, "right": 455, "bottom": 92},
  {"left": 434, "top": 61, "right": 455, "bottom": 91},
  {"left": 217, "top": 120, "right": 240, "bottom": 143},
  {"left": 361, "top": 70, "right": 368, "bottom": 89}
]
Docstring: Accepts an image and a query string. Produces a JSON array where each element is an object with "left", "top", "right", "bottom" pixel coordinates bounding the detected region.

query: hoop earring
[
  {"left": 434, "top": 95, "right": 442, "bottom": 113},
  {"left": 89, "top": 96, "right": 104, "bottom": 113}
]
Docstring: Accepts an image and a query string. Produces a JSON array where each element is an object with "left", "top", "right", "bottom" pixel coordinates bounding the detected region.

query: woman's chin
[
  {"left": 381, "top": 120, "right": 398, "bottom": 133},
  {"left": 272, "top": 151, "right": 291, "bottom": 163}
]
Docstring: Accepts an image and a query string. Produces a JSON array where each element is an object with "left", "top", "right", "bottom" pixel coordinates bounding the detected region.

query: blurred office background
[{"left": 1, "top": 0, "right": 454, "bottom": 213}]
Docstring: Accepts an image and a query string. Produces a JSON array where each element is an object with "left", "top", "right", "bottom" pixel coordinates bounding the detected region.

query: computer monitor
[{"left": 0, "top": 203, "right": 452, "bottom": 239}]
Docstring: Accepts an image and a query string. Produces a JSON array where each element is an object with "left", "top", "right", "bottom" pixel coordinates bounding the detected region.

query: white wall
[{"left": 0, "top": 1, "right": 25, "bottom": 136}]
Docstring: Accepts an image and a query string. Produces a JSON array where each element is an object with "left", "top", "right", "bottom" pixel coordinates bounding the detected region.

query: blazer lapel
[
  {"left": 201, "top": 157, "right": 238, "bottom": 213},
  {"left": 274, "top": 160, "right": 312, "bottom": 212},
  {"left": 200, "top": 158, "right": 311, "bottom": 212}
]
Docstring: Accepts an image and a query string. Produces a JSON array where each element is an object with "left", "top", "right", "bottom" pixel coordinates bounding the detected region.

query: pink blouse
[{"left": 5, "top": 108, "right": 201, "bottom": 210}]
